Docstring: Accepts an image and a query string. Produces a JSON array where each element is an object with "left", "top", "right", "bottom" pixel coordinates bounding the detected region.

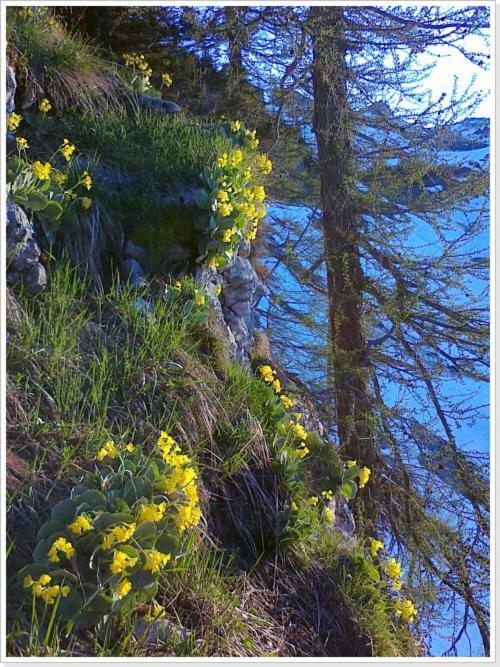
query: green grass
[
  {"left": 7, "top": 6, "right": 123, "bottom": 112},
  {"left": 67, "top": 110, "right": 231, "bottom": 191}
]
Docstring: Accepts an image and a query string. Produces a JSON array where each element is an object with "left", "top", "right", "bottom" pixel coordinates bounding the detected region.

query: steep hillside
[{"left": 5, "top": 8, "right": 419, "bottom": 657}]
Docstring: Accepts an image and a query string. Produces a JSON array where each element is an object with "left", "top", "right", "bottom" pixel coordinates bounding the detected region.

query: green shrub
[{"left": 17, "top": 431, "right": 201, "bottom": 631}]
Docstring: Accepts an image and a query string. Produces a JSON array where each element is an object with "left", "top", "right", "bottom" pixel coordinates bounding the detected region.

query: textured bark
[{"left": 310, "top": 7, "right": 375, "bottom": 464}]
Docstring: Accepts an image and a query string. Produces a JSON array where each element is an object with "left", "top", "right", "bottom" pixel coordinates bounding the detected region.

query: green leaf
[
  {"left": 51, "top": 499, "right": 77, "bottom": 524},
  {"left": 133, "top": 521, "right": 157, "bottom": 548},
  {"left": 122, "top": 477, "right": 152, "bottom": 505},
  {"left": 340, "top": 480, "right": 357, "bottom": 500},
  {"left": 155, "top": 532, "right": 181, "bottom": 556},
  {"left": 129, "top": 569, "right": 156, "bottom": 589},
  {"left": 33, "top": 538, "right": 50, "bottom": 565},
  {"left": 92, "top": 512, "right": 134, "bottom": 531},
  {"left": 194, "top": 189, "right": 209, "bottom": 209},
  {"left": 22, "top": 190, "right": 49, "bottom": 212},
  {"left": 74, "top": 532, "right": 101, "bottom": 554},
  {"left": 343, "top": 465, "right": 361, "bottom": 482},
  {"left": 57, "top": 589, "right": 83, "bottom": 622},
  {"left": 76, "top": 490, "right": 107, "bottom": 511},
  {"left": 37, "top": 520, "right": 67, "bottom": 542},
  {"left": 38, "top": 199, "right": 63, "bottom": 222}
]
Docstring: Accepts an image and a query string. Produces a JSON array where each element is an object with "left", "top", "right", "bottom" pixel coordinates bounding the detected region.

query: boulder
[
  {"left": 122, "top": 257, "right": 147, "bottom": 286},
  {"left": 136, "top": 95, "right": 182, "bottom": 115},
  {"left": 6, "top": 62, "right": 16, "bottom": 114},
  {"left": 6, "top": 199, "right": 47, "bottom": 294}
]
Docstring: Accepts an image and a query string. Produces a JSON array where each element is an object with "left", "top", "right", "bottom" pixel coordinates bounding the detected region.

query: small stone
[
  {"left": 124, "top": 240, "right": 148, "bottom": 262},
  {"left": 6, "top": 63, "right": 16, "bottom": 114},
  {"left": 23, "top": 262, "right": 47, "bottom": 294},
  {"left": 122, "top": 257, "right": 147, "bottom": 286},
  {"left": 137, "top": 95, "right": 182, "bottom": 114}
]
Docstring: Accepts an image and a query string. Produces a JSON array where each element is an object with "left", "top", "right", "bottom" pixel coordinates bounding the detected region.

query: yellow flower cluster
[
  {"left": 47, "top": 537, "right": 75, "bottom": 564},
  {"left": 384, "top": 557, "right": 402, "bottom": 580},
  {"left": 7, "top": 112, "right": 22, "bottom": 132},
  {"left": 96, "top": 439, "right": 134, "bottom": 462},
  {"left": 123, "top": 52, "right": 152, "bottom": 77},
  {"left": 101, "top": 522, "right": 137, "bottom": 550},
  {"left": 323, "top": 507, "right": 334, "bottom": 523},
  {"left": 194, "top": 288, "right": 206, "bottom": 307},
  {"left": 97, "top": 440, "right": 118, "bottom": 461},
  {"left": 38, "top": 98, "right": 52, "bottom": 113},
  {"left": 16, "top": 137, "right": 29, "bottom": 150},
  {"left": 156, "top": 432, "right": 202, "bottom": 532},
  {"left": 257, "top": 365, "right": 281, "bottom": 393},
  {"left": 321, "top": 489, "right": 334, "bottom": 501},
  {"left": 280, "top": 394, "right": 296, "bottom": 410},
  {"left": 307, "top": 496, "right": 319, "bottom": 506},
  {"left": 289, "top": 420, "right": 308, "bottom": 441},
  {"left": 114, "top": 578, "right": 132, "bottom": 599},
  {"left": 395, "top": 598, "right": 417, "bottom": 623},
  {"left": 32, "top": 161, "right": 51, "bottom": 180},
  {"left": 358, "top": 466, "right": 371, "bottom": 488},
  {"left": 244, "top": 129, "right": 259, "bottom": 150},
  {"left": 60, "top": 138, "right": 75, "bottom": 162},
  {"left": 144, "top": 549, "right": 171, "bottom": 574},
  {"left": 81, "top": 170, "right": 92, "bottom": 190},
  {"left": 255, "top": 153, "right": 272, "bottom": 175},
  {"left": 68, "top": 515, "right": 93, "bottom": 536},
  {"left": 81, "top": 197, "right": 93, "bottom": 210},
  {"left": 230, "top": 120, "right": 241, "bottom": 132},
  {"left": 162, "top": 72, "right": 173, "bottom": 87},
  {"left": 295, "top": 442, "right": 309, "bottom": 458},
  {"left": 369, "top": 538, "right": 384, "bottom": 558},
  {"left": 23, "top": 574, "right": 70, "bottom": 605},
  {"left": 144, "top": 599, "right": 166, "bottom": 622},
  {"left": 110, "top": 549, "right": 138, "bottom": 574},
  {"left": 137, "top": 502, "right": 167, "bottom": 524}
]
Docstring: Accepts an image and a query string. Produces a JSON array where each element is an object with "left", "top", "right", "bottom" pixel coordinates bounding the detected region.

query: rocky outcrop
[
  {"left": 6, "top": 200, "right": 47, "bottom": 294},
  {"left": 6, "top": 60, "right": 16, "bottom": 114},
  {"left": 196, "top": 250, "right": 269, "bottom": 362},
  {"left": 136, "top": 95, "right": 181, "bottom": 115}
]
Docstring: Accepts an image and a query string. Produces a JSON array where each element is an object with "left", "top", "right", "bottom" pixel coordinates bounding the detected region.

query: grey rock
[
  {"left": 124, "top": 239, "right": 148, "bottom": 263},
  {"left": 133, "top": 297, "right": 154, "bottom": 314},
  {"left": 6, "top": 62, "right": 16, "bottom": 114},
  {"left": 122, "top": 257, "right": 147, "bottom": 286},
  {"left": 23, "top": 262, "right": 47, "bottom": 294},
  {"left": 164, "top": 242, "right": 191, "bottom": 265},
  {"left": 133, "top": 618, "right": 190, "bottom": 646},
  {"left": 137, "top": 95, "right": 182, "bottom": 115},
  {"left": 6, "top": 200, "right": 47, "bottom": 294},
  {"left": 238, "top": 240, "right": 251, "bottom": 258},
  {"left": 331, "top": 494, "right": 356, "bottom": 538}
]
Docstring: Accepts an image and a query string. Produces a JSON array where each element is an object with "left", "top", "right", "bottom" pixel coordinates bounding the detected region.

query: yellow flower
[
  {"left": 307, "top": 496, "right": 319, "bottom": 506},
  {"left": 81, "top": 171, "right": 92, "bottom": 190},
  {"left": 289, "top": 421, "right": 307, "bottom": 441},
  {"left": 115, "top": 578, "right": 132, "bottom": 599},
  {"left": 218, "top": 202, "right": 233, "bottom": 217},
  {"left": 230, "top": 149, "right": 243, "bottom": 167},
  {"left": 230, "top": 120, "right": 241, "bottom": 132},
  {"left": 125, "top": 443, "right": 135, "bottom": 453},
  {"left": 256, "top": 153, "right": 272, "bottom": 175},
  {"left": 81, "top": 197, "right": 92, "bottom": 210},
  {"left": 52, "top": 171, "right": 67, "bottom": 186},
  {"left": 144, "top": 550, "right": 171, "bottom": 574},
  {"left": 222, "top": 228, "right": 233, "bottom": 243},
  {"left": 324, "top": 507, "right": 334, "bottom": 523},
  {"left": 144, "top": 600, "right": 165, "bottom": 622},
  {"left": 101, "top": 522, "right": 137, "bottom": 550},
  {"left": 252, "top": 185, "right": 266, "bottom": 202},
  {"left": 68, "top": 515, "right": 93, "bottom": 536},
  {"left": 392, "top": 581, "right": 402, "bottom": 591},
  {"left": 162, "top": 72, "right": 173, "bottom": 87},
  {"left": 280, "top": 394, "right": 296, "bottom": 410},
  {"left": 194, "top": 289, "right": 206, "bottom": 307},
  {"left": 7, "top": 113, "right": 22, "bottom": 131},
  {"left": 258, "top": 365, "right": 276, "bottom": 383},
  {"left": 137, "top": 502, "right": 166, "bottom": 524},
  {"left": 321, "top": 490, "right": 334, "bottom": 501},
  {"left": 291, "top": 501, "right": 298, "bottom": 511},
  {"left": 217, "top": 153, "right": 228, "bottom": 168},
  {"left": 272, "top": 379, "right": 281, "bottom": 393},
  {"left": 109, "top": 549, "right": 138, "bottom": 575},
  {"left": 214, "top": 284, "right": 222, "bottom": 296},
  {"left": 38, "top": 98, "right": 52, "bottom": 113},
  {"left": 384, "top": 558, "right": 402, "bottom": 580},
  {"left": 31, "top": 161, "right": 52, "bottom": 180},
  {"left": 346, "top": 460, "right": 357, "bottom": 468},
  {"left": 97, "top": 440, "right": 118, "bottom": 461},
  {"left": 369, "top": 538, "right": 384, "bottom": 558},
  {"left": 60, "top": 138, "right": 76, "bottom": 161},
  {"left": 358, "top": 466, "right": 371, "bottom": 488},
  {"left": 175, "top": 502, "right": 202, "bottom": 532},
  {"left": 24, "top": 573, "right": 51, "bottom": 589},
  {"left": 16, "top": 137, "right": 29, "bottom": 150},
  {"left": 295, "top": 443, "right": 309, "bottom": 458},
  {"left": 217, "top": 189, "right": 230, "bottom": 203},
  {"left": 395, "top": 599, "right": 417, "bottom": 623},
  {"left": 47, "top": 537, "right": 75, "bottom": 564}
]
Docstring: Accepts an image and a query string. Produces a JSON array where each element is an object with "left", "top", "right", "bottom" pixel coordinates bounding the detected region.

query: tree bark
[{"left": 310, "top": 7, "right": 375, "bottom": 465}]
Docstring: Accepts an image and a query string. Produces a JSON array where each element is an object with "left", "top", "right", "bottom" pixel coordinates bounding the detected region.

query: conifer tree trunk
[{"left": 310, "top": 7, "right": 375, "bottom": 465}]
